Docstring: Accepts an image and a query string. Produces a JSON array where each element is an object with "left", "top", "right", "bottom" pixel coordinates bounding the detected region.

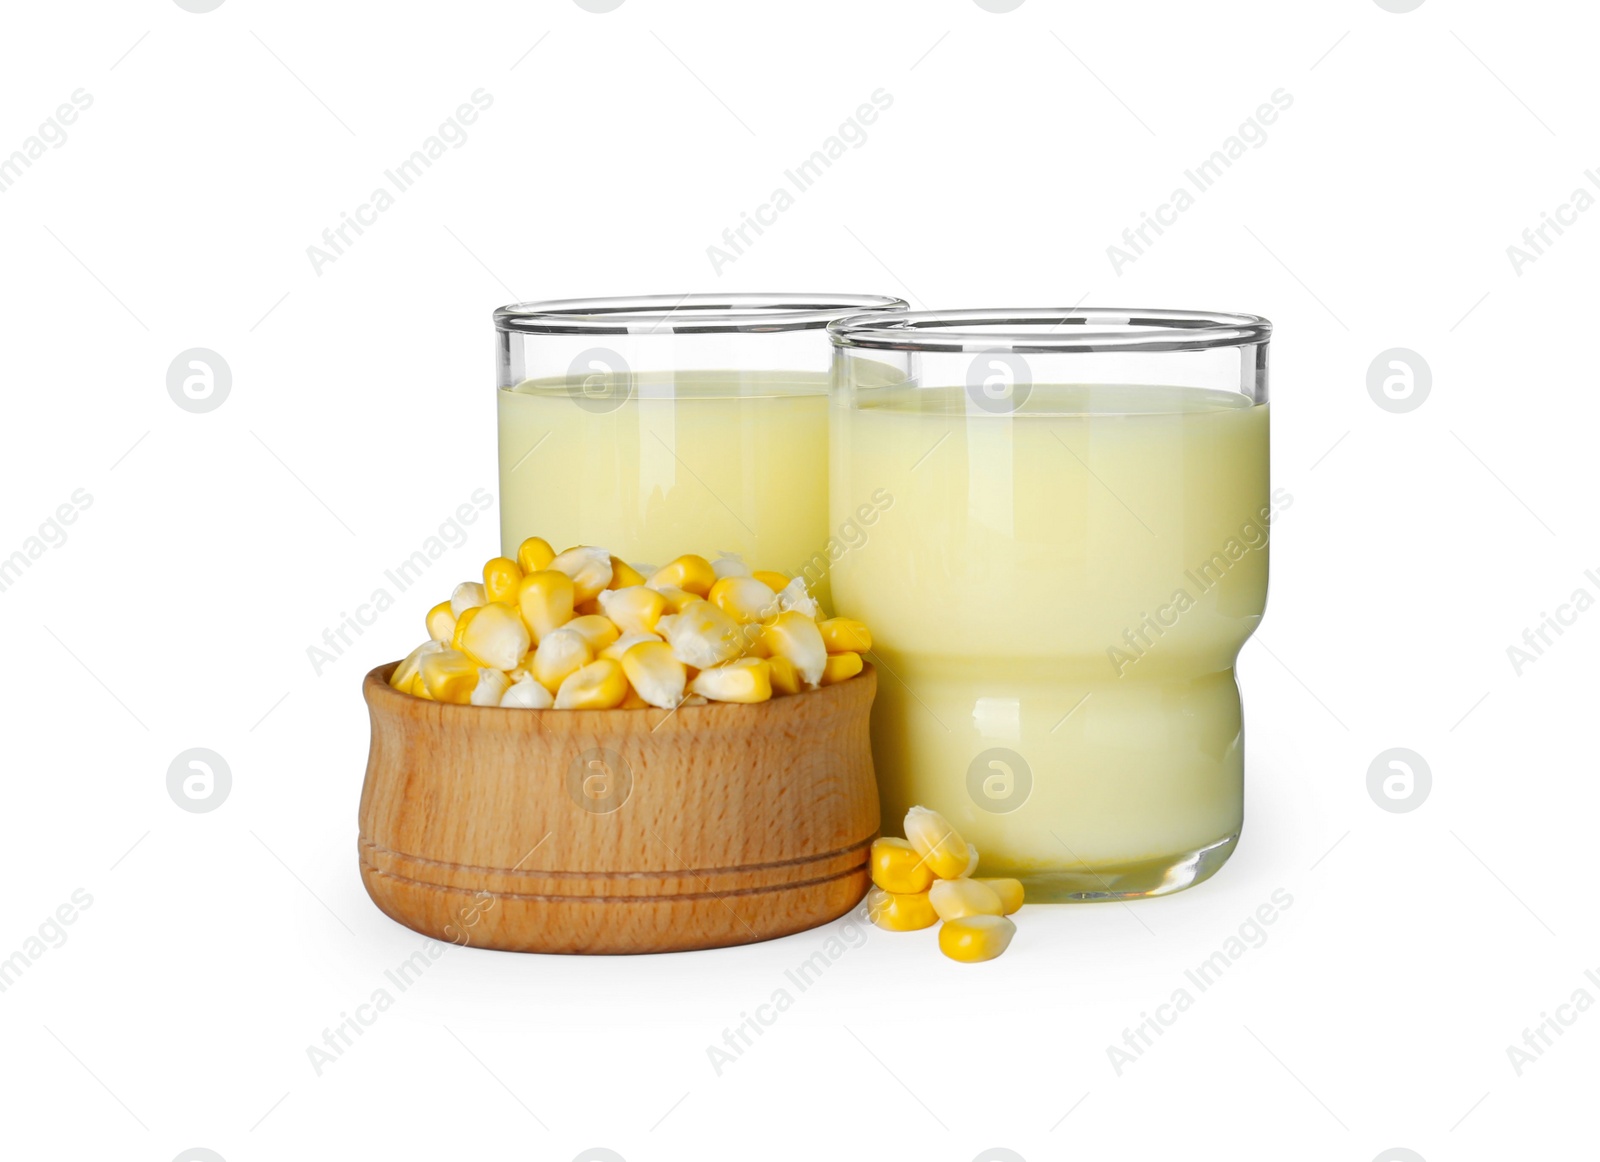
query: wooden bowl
[{"left": 357, "top": 663, "right": 878, "bottom": 954}]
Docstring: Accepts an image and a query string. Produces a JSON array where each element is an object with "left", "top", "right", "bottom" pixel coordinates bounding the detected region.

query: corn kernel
[
  {"left": 758, "top": 611, "right": 827, "bottom": 686},
  {"left": 533, "top": 627, "right": 593, "bottom": 692},
  {"left": 928, "top": 877, "right": 1005, "bottom": 922},
  {"left": 711, "top": 551, "right": 751, "bottom": 579},
  {"left": 599, "top": 585, "right": 668, "bottom": 636},
  {"left": 500, "top": 674, "right": 553, "bottom": 709},
  {"left": 608, "top": 556, "right": 646, "bottom": 588},
  {"left": 450, "top": 581, "right": 487, "bottom": 618},
  {"left": 516, "top": 570, "right": 575, "bottom": 643},
  {"left": 469, "top": 667, "right": 510, "bottom": 707},
  {"left": 870, "top": 837, "right": 934, "bottom": 894},
  {"left": 649, "top": 554, "right": 716, "bottom": 597},
  {"left": 818, "top": 617, "right": 872, "bottom": 654},
  {"left": 709, "top": 576, "right": 779, "bottom": 625},
  {"left": 766, "top": 655, "right": 801, "bottom": 696},
  {"left": 419, "top": 648, "right": 479, "bottom": 704},
  {"left": 516, "top": 536, "right": 556, "bottom": 574},
  {"left": 554, "top": 658, "right": 628, "bottom": 709},
  {"left": 774, "top": 576, "right": 821, "bottom": 620},
  {"left": 409, "top": 670, "right": 432, "bottom": 699},
  {"left": 752, "top": 570, "right": 789, "bottom": 592},
  {"left": 657, "top": 599, "right": 744, "bottom": 668},
  {"left": 938, "top": 915, "right": 1016, "bottom": 962},
  {"left": 458, "top": 601, "right": 531, "bottom": 671},
  {"left": 904, "top": 806, "right": 971, "bottom": 880},
  {"left": 820, "top": 651, "right": 863, "bottom": 686},
  {"left": 866, "top": 887, "right": 937, "bottom": 931},
  {"left": 962, "top": 843, "right": 980, "bottom": 877},
  {"left": 600, "top": 631, "right": 662, "bottom": 662},
  {"left": 689, "top": 658, "right": 773, "bottom": 703},
  {"left": 549, "top": 545, "right": 613, "bottom": 603},
  {"left": 564, "top": 614, "right": 621, "bottom": 652},
  {"left": 620, "top": 640, "right": 687, "bottom": 709},
  {"left": 390, "top": 640, "right": 444, "bottom": 691},
  {"left": 482, "top": 557, "right": 524, "bottom": 604},
  {"left": 975, "top": 878, "right": 1025, "bottom": 915},
  {"left": 425, "top": 601, "right": 456, "bottom": 643},
  {"left": 450, "top": 605, "right": 479, "bottom": 651},
  {"left": 620, "top": 688, "right": 650, "bottom": 709},
  {"left": 650, "top": 585, "right": 698, "bottom": 614}
]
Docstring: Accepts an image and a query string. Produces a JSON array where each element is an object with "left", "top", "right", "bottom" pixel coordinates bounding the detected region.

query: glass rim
[
  {"left": 494, "top": 293, "right": 909, "bottom": 336},
  {"left": 827, "top": 308, "right": 1272, "bottom": 353}
]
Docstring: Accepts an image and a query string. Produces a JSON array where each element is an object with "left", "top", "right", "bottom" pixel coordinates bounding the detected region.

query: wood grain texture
[{"left": 358, "top": 663, "right": 879, "bottom": 954}]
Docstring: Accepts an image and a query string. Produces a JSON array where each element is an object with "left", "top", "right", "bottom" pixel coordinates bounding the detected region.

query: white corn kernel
[
  {"left": 711, "top": 551, "right": 752, "bottom": 579},
  {"left": 758, "top": 610, "right": 827, "bottom": 686},
  {"left": 774, "top": 576, "right": 821, "bottom": 620},
  {"left": 450, "top": 581, "right": 487, "bottom": 618},
  {"left": 457, "top": 601, "right": 531, "bottom": 671},
  {"left": 904, "top": 805, "right": 971, "bottom": 880},
  {"left": 500, "top": 674, "right": 554, "bottom": 709},
  {"left": 709, "top": 576, "right": 779, "bottom": 625},
  {"left": 620, "top": 640, "right": 687, "bottom": 709},
  {"left": 533, "top": 626, "right": 593, "bottom": 692},
  {"left": 928, "top": 877, "right": 1005, "bottom": 922},
  {"left": 470, "top": 667, "right": 510, "bottom": 707},
  {"left": 657, "top": 599, "right": 744, "bottom": 669},
  {"left": 598, "top": 585, "right": 668, "bottom": 636},
  {"left": 548, "top": 545, "right": 613, "bottom": 603}
]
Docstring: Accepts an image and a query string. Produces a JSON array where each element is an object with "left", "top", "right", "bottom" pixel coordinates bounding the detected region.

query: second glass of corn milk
[
  {"left": 495, "top": 295, "right": 905, "bottom": 598},
  {"left": 827, "top": 310, "right": 1274, "bottom": 900}
]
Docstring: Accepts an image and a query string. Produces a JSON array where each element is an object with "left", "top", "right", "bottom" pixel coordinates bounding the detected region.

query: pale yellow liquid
[
  {"left": 830, "top": 383, "right": 1269, "bottom": 898},
  {"left": 499, "top": 371, "right": 831, "bottom": 594}
]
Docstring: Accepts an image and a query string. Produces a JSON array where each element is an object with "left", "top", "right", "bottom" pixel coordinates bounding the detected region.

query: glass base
[{"left": 1015, "top": 832, "right": 1239, "bottom": 902}]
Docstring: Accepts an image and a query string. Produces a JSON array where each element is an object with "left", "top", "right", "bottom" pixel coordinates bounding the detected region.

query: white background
[{"left": 2, "top": 1, "right": 1595, "bottom": 1159}]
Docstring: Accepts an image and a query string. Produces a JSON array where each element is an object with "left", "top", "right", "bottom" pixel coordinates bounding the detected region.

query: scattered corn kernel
[
  {"left": 658, "top": 599, "right": 744, "bottom": 669},
  {"left": 928, "top": 877, "right": 1005, "bottom": 922},
  {"left": 818, "top": 617, "right": 872, "bottom": 654},
  {"left": 709, "top": 576, "right": 779, "bottom": 625},
  {"left": 689, "top": 657, "right": 772, "bottom": 703},
  {"left": 425, "top": 601, "right": 456, "bottom": 643},
  {"left": 752, "top": 570, "right": 789, "bottom": 592},
  {"left": 419, "top": 648, "right": 479, "bottom": 704},
  {"left": 549, "top": 546, "right": 613, "bottom": 603},
  {"left": 563, "top": 614, "right": 621, "bottom": 652},
  {"left": 938, "top": 915, "right": 1016, "bottom": 963},
  {"left": 904, "top": 806, "right": 971, "bottom": 880},
  {"left": 608, "top": 557, "right": 646, "bottom": 588},
  {"left": 620, "top": 640, "right": 687, "bottom": 709},
  {"left": 500, "top": 674, "right": 553, "bottom": 709},
  {"left": 759, "top": 611, "right": 827, "bottom": 686},
  {"left": 554, "top": 658, "right": 627, "bottom": 709},
  {"left": 649, "top": 554, "right": 716, "bottom": 597},
  {"left": 870, "top": 837, "right": 935, "bottom": 895},
  {"left": 532, "top": 627, "right": 593, "bottom": 692},
  {"left": 599, "top": 585, "right": 668, "bottom": 636},
  {"left": 766, "top": 655, "right": 801, "bottom": 696},
  {"left": 820, "top": 651, "right": 863, "bottom": 686},
  {"left": 866, "top": 887, "right": 937, "bottom": 931},
  {"left": 470, "top": 667, "right": 510, "bottom": 707},
  {"left": 450, "top": 581, "right": 487, "bottom": 619},
  {"left": 516, "top": 536, "right": 556, "bottom": 574},
  {"left": 516, "top": 570, "right": 574, "bottom": 643},
  {"left": 457, "top": 601, "right": 531, "bottom": 671},
  {"left": 482, "top": 557, "right": 523, "bottom": 604},
  {"left": 975, "top": 878, "right": 1025, "bottom": 915}
]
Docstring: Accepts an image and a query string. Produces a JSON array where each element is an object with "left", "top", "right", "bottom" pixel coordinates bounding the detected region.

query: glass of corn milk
[
  {"left": 495, "top": 294, "right": 905, "bottom": 599},
  {"left": 827, "top": 310, "right": 1274, "bottom": 901}
]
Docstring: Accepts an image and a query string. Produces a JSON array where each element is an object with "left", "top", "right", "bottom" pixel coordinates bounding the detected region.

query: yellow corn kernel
[
  {"left": 938, "top": 915, "right": 1016, "bottom": 963},
  {"left": 554, "top": 658, "right": 628, "bottom": 709},
  {"left": 599, "top": 631, "right": 662, "bottom": 662},
  {"left": 390, "top": 641, "right": 443, "bottom": 692},
  {"left": 608, "top": 557, "right": 646, "bottom": 588},
  {"left": 409, "top": 669, "right": 432, "bottom": 699},
  {"left": 450, "top": 581, "right": 487, "bottom": 618},
  {"left": 419, "top": 648, "right": 479, "bottom": 704},
  {"left": 975, "top": 878, "right": 1025, "bottom": 916},
  {"left": 689, "top": 658, "right": 773, "bottom": 703},
  {"left": 766, "top": 655, "right": 801, "bottom": 696},
  {"left": 532, "top": 627, "right": 593, "bottom": 692},
  {"left": 620, "top": 640, "right": 687, "bottom": 709},
  {"left": 458, "top": 601, "right": 531, "bottom": 671},
  {"left": 599, "top": 585, "right": 668, "bottom": 636},
  {"left": 866, "top": 887, "right": 937, "bottom": 931},
  {"left": 516, "top": 570, "right": 575, "bottom": 643},
  {"left": 649, "top": 554, "right": 716, "bottom": 597},
  {"left": 450, "top": 605, "right": 479, "bottom": 651},
  {"left": 482, "top": 557, "right": 523, "bottom": 604},
  {"left": 904, "top": 806, "right": 971, "bottom": 880},
  {"left": 758, "top": 611, "right": 827, "bottom": 686},
  {"left": 650, "top": 585, "right": 698, "bottom": 614},
  {"left": 564, "top": 614, "right": 621, "bottom": 652},
  {"left": 657, "top": 599, "right": 744, "bottom": 668},
  {"left": 818, "top": 617, "right": 872, "bottom": 654},
  {"left": 620, "top": 688, "right": 650, "bottom": 709},
  {"left": 928, "top": 877, "right": 1005, "bottom": 922},
  {"left": 709, "top": 576, "right": 779, "bottom": 625},
  {"left": 469, "top": 667, "right": 510, "bottom": 707},
  {"left": 549, "top": 545, "right": 614, "bottom": 603},
  {"left": 752, "top": 570, "right": 789, "bottom": 592},
  {"left": 962, "top": 843, "right": 979, "bottom": 877},
  {"left": 425, "top": 601, "right": 456, "bottom": 643},
  {"left": 516, "top": 536, "right": 556, "bottom": 574},
  {"left": 870, "top": 837, "right": 934, "bottom": 895},
  {"left": 820, "top": 651, "right": 863, "bottom": 686},
  {"left": 499, "top": 674, "right": 553, "bottom": 709}
]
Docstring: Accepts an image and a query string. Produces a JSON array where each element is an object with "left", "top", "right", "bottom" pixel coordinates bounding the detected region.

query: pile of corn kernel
[
  {"left": 868, "top": 806, "right": 1023, "bottom": 963},
  {"left": 388, "top": 537, "right": 873, "bottom": 710}
]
